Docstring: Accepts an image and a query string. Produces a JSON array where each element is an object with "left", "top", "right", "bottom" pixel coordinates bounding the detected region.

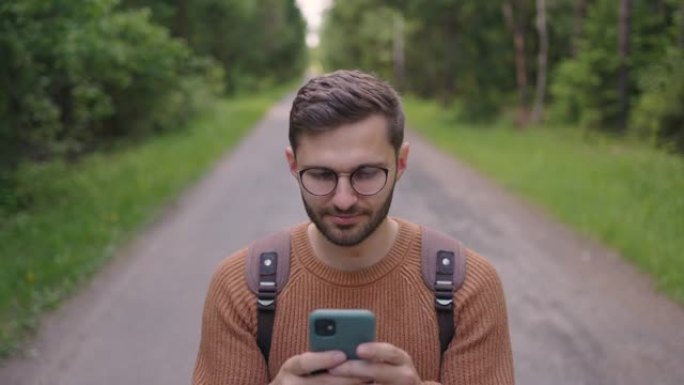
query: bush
[
  {"left": 0, "top": 0, "right": 222, "bottom": 169},
  {"left": 549, "top": 0, "right": 673, "bottom": 131},
  {"left": 630, "top": 49, "right": 684, "bottom": 152},
  {"left": 549, "top": 0, "right": 623, "bottom": 129},
  {"left": 168, "top": 0, "right": 306, "bottom": 94}
]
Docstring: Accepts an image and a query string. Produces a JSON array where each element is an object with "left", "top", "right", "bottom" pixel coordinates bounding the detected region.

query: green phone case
[{"left": 308, "top": 309, "right": 376, "bottom": 360}]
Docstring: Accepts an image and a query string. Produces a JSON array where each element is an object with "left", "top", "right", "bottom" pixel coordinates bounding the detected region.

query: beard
[{"left": 303, "top": 185, "right": 395, "bottom": 247}]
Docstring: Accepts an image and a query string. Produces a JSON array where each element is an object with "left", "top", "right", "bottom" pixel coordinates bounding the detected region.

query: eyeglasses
[{"left": 298, "top": 166, "right": 390, "bottom": 196}]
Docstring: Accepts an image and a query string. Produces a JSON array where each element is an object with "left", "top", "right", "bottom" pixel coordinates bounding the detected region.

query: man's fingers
[
  {"left": 328, "top": 359, "right": 376, "bottom": 379},
  {"left": 306, "top": 372, "right": 373, "bottom": 385},
  {"left": 357, "top": 342, "right": 411, "bottom": 365},
  {"left": 282, "top": 351, "right": 347, "bottom": 376},
  {"left": 330, "top": 360, "right": 418, "bottom": 385}
]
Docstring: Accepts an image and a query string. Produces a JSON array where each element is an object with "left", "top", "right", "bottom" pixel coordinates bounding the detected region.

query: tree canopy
[
  {"left": 319, "top": 0, "right": 684, "bottom": 151},
  {"left": 0, "top": 0, "right": 307, "bottom": 172},
  {"left": 0, "top": 0, "right": 307, "bottom": 213}
]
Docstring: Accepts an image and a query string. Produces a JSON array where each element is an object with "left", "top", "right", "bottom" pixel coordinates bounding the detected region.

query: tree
[
  {"left": 531, "top": 0, "right": 549, "bottom": 124},
  {"left": 502, "top": 0, "right": 530, "bottom": 126},
  {"left": 320, "top": 0, "right": 398, "bottom": 82},
  {"left": 617, "top": 0, "right": 632, "bottom": 130},
  {"left": 572, "top": 0, "right": 589, "bottom": 57},
  {"left": 393, "top": 13, "right": 406, "bottom": 90},
  {"left": 122, "top": 0, "right": 307, "bottom": 93},
  {"left": 320, "top": 0, "right": 680, "bottom": 149},
  {"left": 550, "top": 0, "right": 672, "bottom": 131},
  {"left": 0, "top": 0, "right": 221, "bottom": 170},
  {"left": 629, "top": 0, "right": 684, "bottom": 152}
]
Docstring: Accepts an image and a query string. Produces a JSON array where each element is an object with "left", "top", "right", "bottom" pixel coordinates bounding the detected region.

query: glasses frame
[{"left": 298, "top": 166, "right": 390, "bottom": 197}]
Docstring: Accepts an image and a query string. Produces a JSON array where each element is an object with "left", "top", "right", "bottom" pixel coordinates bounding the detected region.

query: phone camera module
[{"left": 314, "top": 319, "right": 336, "bottom": 336}]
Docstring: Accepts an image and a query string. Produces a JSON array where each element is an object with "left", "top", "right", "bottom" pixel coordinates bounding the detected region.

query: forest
[
  {"left": 0, "top": 0, "right": 306, "bottom": 207},
  {"left": 319, "top": 0, "right": 684, "bottom": 151}
]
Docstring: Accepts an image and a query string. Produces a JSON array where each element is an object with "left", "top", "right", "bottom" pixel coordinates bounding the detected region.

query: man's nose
[{"left": 331, "top": 176, "right": 358, "bottom": 211}]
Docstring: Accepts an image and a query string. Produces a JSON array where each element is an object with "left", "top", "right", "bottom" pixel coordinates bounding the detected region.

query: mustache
[{"left": 324, "top": 207, "right": 368, "bottom": 216}]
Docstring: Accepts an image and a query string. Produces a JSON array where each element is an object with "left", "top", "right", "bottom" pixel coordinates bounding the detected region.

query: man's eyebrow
[
  {"left": 300, "top": 162, "right": 387, "bottom": 171},
  {"left": 355, "top": 162, "right": 387, "bottom": 168}
]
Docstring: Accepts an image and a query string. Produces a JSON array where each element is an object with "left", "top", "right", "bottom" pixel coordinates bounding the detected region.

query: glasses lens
[
  {"left": 351, "top": 166, "right": 387, "bottom": 195},
  {"left": 301, "top": 168, "right": 337, "bottom": 195},
  {"left": 300, "top": 167, "right": 389, "bottom": 196}
]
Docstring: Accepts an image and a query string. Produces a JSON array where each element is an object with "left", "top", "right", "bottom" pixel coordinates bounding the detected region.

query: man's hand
[
  {"left": 270, "top": 350, "right": 372, "bottom": 385},
  {"left": 327, "top": 343, "right": 422, "bottom": 385}
]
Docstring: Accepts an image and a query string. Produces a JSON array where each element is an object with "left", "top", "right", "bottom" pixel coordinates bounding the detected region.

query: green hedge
[{"left": 0, "top": 0, "right": 222, "bottom": 170}]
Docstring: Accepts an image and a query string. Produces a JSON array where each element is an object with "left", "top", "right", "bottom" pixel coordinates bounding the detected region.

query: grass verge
[
  {"left": 0, "top": 86, "right": 292, "bottom": 358},
  {"left": 404, "top": 96, "right": 684, "bottom": 304}
]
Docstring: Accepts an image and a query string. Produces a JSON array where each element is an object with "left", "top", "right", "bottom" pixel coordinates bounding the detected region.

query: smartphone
[{"left": 309, "top": 309, "right": 376, "bottom": 360}]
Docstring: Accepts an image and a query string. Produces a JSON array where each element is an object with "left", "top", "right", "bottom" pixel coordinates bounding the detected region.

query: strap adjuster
[
  {"left": 257, "top": 298, "right": 275, "bottom": 310},
  {"left": 257, "top": 290, "right": 276, "bottom": 310},
  {"left": 257, "top": 251, "right": 278, "bottom": 311},
  {"left": 434, "top": 280, "right": 454, "bottom": 310},
  {"left": 435, "top": 295, "right": 454, "bottom": 309},
  {"left": 434, "top": 250, "right": 455, "bottom": 311}
]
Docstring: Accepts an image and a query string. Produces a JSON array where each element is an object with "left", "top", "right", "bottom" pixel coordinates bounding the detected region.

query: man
[{"left": 193, "top": 70, "right": 514, "bottom": 384}]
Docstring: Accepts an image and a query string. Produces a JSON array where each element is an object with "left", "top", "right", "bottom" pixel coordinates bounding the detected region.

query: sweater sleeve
[
  {"left": 192, "top": 249, "right": 270, "bottom": 385},
  {"left": 439, "top": 249, "right": 515, "bottom": 385}
]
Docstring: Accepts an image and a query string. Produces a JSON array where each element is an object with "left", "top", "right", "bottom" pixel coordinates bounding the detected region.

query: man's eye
[
  {"left": 308, "top": 169, "right": 335, "bottom": 181},
  {"left": 354, "top": 167, "right": 381, "bottom": 180}
]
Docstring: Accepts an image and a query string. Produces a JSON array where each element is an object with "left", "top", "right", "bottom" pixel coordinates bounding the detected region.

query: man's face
[{"left": 286, "top": 115, "right": 409, "bottom": 247}]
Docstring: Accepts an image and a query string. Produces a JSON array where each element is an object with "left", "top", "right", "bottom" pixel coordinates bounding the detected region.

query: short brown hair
[{"left": 289, "top": 70, "right": 404, "bottom": 154}]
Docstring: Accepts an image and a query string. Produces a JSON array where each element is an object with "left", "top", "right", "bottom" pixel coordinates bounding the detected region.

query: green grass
[
  {"left": 404, "top": 96, "right": 684, "bottom": 304},
  {"left": 0, "top": 86, "right": 292, "bottom": 358}
]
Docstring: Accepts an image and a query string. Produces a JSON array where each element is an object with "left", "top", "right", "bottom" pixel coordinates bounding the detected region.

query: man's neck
[{"left": 307, "top": 218, "right": 400, "bottom": 272}]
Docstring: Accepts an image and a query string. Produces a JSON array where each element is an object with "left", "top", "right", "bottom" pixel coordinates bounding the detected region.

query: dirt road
[{"left": 2, "top": 95, "right": 683, "bottom": 384}]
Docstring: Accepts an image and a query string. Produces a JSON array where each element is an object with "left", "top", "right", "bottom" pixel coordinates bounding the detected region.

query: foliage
[
  {"left": 320, "top": 0, "right": 398, "bottom": 82},
  {"left": 404, "top": 0, "right": 516, "bottom": 117},
  {"left": 0, "top": 85, "right": 292, "bottom": 358},
  {"left": 0, "top": 0, "right": 223, "bottom": 174},
  {"left": 320, "top": 0, "right": 683, "bottom": 148},
  {"left": 320, "top": 0, "right": 574, "bottom": 121},
  {"left": 549, "top": 0, "right": 675, "bottom": 131},
  {"left": 0, "top": 0, "right": 307, "bottom": 217},
  {"left": 123, "top": 0, "right": 307, "bottom": 93},
  {"left": 630, "top": 48, "right": 684, "bottom": 152}
]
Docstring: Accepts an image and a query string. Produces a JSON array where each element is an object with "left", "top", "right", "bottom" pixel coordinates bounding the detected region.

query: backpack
[{"left": 244, "top": 226, "right": 466, "bottom": 362}]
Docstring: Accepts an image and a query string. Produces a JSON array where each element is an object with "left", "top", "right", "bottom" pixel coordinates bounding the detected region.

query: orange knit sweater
[{"left": 193, "top": 218, "right": 514, "bottom": 384}]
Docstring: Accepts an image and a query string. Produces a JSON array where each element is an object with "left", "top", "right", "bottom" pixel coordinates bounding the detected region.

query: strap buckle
[
  {"left": 257, "top": 252, "right": 278, "bottom": 310},
  {"left": 434, "top": 250, "right": 455, "bottom": 310},
  {"left": 257, "top": 284, "right": 276, "bottom": 310},
  {"left": 434, "top": 280, "right": 454, "bottom": 310}
]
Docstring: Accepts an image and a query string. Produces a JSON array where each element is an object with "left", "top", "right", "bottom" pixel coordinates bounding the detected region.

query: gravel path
[{"left": 2, "top": 95, "right": 683, "bottom": 385}]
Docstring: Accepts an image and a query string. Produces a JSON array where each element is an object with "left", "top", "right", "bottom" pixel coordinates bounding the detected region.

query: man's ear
[
  {"left": 395, "top": 141, "right": 410, "bottom": 181},
  {"left": 285, "top": 146, "right": 298, "bottom": 177}
]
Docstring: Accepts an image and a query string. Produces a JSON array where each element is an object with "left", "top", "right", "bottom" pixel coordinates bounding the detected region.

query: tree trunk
[
  {"left": 502, "top": 0, "right": 530, "bottom": 128},
  {"left": 440, "top": 12, "right": 459, "bottom": 105},
  {"left": 679, "top": 4, "right": 684, "bottom": 48},
  {"left": 571, "top": 0, "right": 588, "bottom": 57},
  {"left": 617, "top": 0, "right": 631, "bottom": 131},
  {"left": 531, "top": 0, "right": 548, "bottom": 124},
  {"left": 174, "top": 0, "right": 189, "bottom": 40},
  {"left": 393, "top": 13, "right": 406, "bottom": 91}
]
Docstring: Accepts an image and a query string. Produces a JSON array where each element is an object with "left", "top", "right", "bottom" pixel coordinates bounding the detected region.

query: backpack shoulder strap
[
  {"left": 245, "top": 228, "right": 292, "bottom": 361},
  {"left": 420, "top": 226, "right": 467, "bottom": 356}
]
